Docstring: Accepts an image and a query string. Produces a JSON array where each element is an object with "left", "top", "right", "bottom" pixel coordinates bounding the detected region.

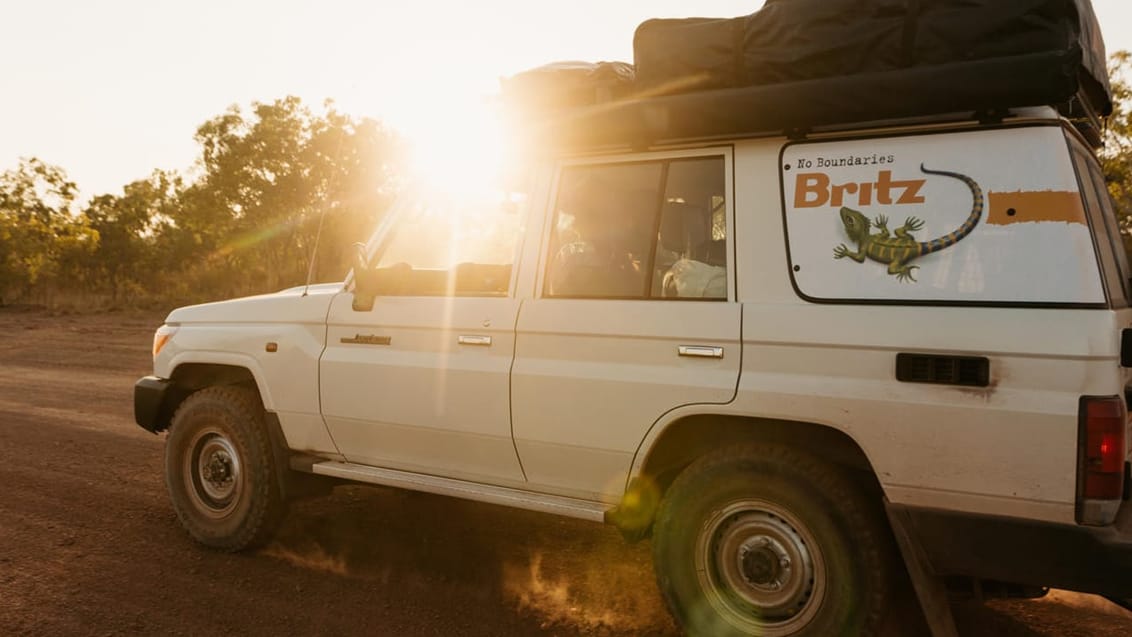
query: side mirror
[{"left": 352, "top": 243, "right": 377, "bottom": 312}]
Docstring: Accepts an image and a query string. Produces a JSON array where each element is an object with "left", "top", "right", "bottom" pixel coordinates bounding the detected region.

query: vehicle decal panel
[{"left": 781, "top": 127, "right": 1104, "bottom": 304}]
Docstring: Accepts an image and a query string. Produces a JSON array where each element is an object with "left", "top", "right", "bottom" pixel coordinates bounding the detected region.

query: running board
[{"left": 304, "top": 460, "right": 609, "bottom": 522}]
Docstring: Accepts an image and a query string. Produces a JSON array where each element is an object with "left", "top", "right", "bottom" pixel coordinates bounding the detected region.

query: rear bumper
[
  {"left": 134, "top": 376, "right": 173, "bottom": 433},
  {"left": 889, "top": 501, "right": 1132, "bottom": 597}
]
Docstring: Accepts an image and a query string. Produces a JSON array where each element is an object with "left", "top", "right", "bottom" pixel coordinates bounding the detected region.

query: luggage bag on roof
[
  {"left": 506, "top": 0, "right": 1112, "bottom": 149},
  {"left": 632, "top": 0, "right": 1111, "bottom": 117},
  {"left": 501, "top": 61, "right": 635, "bottom": 111}
]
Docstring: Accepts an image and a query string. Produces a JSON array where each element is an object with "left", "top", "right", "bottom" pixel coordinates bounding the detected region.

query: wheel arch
[
  {"left": 609, "top": 412, "right": 882, "bottom": 540},
  {"left": 634, "top": 413, "right": 878, "bottom": 484},
  {"left": 161, "top": 364, "right": 334, "bottom": 503},
  {"left": 149, "top": 361, "right": 267, "bottom": 433},
  {"left": 165, "top": 351, "right": 274, "bottom": 407}
]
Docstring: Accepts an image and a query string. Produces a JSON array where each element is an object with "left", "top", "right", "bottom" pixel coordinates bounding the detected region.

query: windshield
[{"left": 360, "top": 167, "right": 530, "bottom": 297}]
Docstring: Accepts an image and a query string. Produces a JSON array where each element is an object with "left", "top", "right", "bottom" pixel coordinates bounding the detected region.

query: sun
[{"left": 397, "top": 94, "right": 516, "bottom": 198}]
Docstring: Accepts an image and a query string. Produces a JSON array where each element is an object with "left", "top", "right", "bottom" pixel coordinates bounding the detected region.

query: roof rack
[{"left": 511, "top": 50, "right": 1104, "bottom": 152}]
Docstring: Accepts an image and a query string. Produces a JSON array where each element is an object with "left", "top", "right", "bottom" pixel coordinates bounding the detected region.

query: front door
[{"left": 320, "top": 187, "right": 527, "bottom": 484}]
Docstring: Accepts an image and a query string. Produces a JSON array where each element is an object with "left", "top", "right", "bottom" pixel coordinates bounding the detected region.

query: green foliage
[
  {"left": 0, "top": 158, "right": 96, "bottom": 303},
  {"left": 172, "top": 97, "right": 400, "bottom": 298},
  {"left": 0, "top": 97, "right": 402, "bottom": 308},
  {"left": 84, "top": 170, "right": 183, "bottom": 301},
  {"left": 1102, "top": 51, "right": 1132, "bottom": 257}
]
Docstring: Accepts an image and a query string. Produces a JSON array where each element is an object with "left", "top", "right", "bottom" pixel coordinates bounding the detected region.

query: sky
[{"left": 2, "top": 0, "right": 1131, "bottom": 200}]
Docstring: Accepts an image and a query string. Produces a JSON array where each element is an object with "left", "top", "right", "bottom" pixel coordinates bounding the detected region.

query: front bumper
[
  {"left": 889, "top": 501, "right": 1132, "bottom": 597},
  {"left": 134, "top": 376, "right": 173, "bottom": 433}
]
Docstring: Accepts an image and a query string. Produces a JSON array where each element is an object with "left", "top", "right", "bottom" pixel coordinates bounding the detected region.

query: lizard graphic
[{"left": 832, "top": 164, "right": 983, "bottom": 282}]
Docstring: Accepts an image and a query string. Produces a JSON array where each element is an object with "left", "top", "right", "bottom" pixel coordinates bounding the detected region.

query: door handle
[
  {"left": 678, "top": 345, "right": 724, "bottom": 359},
  {"left": 458, "top": 335, "right": 492, "bottom": 346}
]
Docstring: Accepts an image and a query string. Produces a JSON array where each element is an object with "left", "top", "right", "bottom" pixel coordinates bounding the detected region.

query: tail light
[{"left": 1076, "top": 396, "right": 1128, "bottom": 525}]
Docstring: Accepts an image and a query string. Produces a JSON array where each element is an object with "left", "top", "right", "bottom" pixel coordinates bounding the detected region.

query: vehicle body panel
[{"left": 320, "top": 292, "right": 526, "bottom": 484}]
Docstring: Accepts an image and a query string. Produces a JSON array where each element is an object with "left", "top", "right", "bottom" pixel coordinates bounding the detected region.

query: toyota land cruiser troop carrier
[{"left": 135, "top": 2, "right": 1131, "bottom": 635}]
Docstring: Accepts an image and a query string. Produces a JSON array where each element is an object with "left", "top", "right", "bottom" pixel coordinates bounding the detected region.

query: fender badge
[{"left": 341, "top": 334, "right": 392, "bottom": 346}]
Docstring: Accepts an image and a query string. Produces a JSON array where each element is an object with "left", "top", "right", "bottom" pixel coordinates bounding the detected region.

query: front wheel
[
  {"left": 652, "top": 443, "right": 892, "bottom": 637},
  {"left": 164, "top": 386, "right": 285, "bottom": 551}
]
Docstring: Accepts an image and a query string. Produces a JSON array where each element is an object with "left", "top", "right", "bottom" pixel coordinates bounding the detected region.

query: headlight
[{"left": 152, "top": 325, "right": 178, "bottom": 358}]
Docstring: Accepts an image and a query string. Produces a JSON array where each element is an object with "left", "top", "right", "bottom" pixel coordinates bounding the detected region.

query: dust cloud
[
  {"left": 261, "top": 542, "right": 350, "bottom": 577},
  {"left": 503, "top": 551, "right": 676, "bottom": 634},
  {"left": 1041, "top": 590, "right": 1129, "bottom": 618}
]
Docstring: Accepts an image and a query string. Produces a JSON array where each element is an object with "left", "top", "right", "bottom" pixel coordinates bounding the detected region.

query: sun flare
[{"left": 399, "top": 95, "right": 515, "bottom": 198}]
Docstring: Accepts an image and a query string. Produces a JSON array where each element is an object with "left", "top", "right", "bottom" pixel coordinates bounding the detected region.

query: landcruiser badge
[{"left": 340, "top": 334, "right": 392, "bottom": 346}]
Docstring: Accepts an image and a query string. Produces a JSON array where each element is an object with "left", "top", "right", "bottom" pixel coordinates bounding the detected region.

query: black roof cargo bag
[
  {"left": 632, "top": 0, "right": 1110, "bottom": 118},
  {"left": 508, "top": 0, "right": 1111, "bottom": 150},
  {"left": 501, "top": 61, "right": 635, "bottom": 111}
]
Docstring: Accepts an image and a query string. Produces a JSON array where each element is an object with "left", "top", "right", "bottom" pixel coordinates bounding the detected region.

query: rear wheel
[
  {"left": 652, "top": 443, "right": 892, "bottom": 636},
  {"left": 164, "top": 385, "right": 285, "bottom": 551}
]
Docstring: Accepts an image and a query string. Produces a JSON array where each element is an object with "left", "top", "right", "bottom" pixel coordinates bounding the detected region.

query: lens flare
[{"left": 400, "top": 96, "right": 513, "bottom": 200}]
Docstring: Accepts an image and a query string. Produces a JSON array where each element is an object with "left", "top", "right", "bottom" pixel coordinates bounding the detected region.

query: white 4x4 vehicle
[{"left": 135, "top": 102, "right": 1132, "bottom": 634}]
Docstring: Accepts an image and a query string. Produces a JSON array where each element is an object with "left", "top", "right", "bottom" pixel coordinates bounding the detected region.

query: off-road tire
[
  {"left": 164, "top": 385, "right": 286, "bottom": 551},
  {"left": 652, "top": 443, "right": 892, "bottom": 637}
]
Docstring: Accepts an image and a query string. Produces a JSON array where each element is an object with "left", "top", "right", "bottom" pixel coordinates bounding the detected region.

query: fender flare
[
  {"left": 165, "top": 351, "right": 276, "bottom": 411},
  {"left": 626, "top": 403, "right": 879, "bottom": 492}
]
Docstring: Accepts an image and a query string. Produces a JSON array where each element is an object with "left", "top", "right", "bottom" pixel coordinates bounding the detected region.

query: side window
[
  {"left": 371, "top": 189, "right": 525, "bottom": 296},
  {"left": 1071, "top": 144, "right": 1131, "bottom": 307},
  {"left": 656, "top": 158, "right": 729, "bottom": 299},
  {"left": 545, "top": 156, "right": 727, "bottom": 300}
]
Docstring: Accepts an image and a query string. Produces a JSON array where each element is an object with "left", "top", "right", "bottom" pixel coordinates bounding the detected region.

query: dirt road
[{"left": 0, "top": 308, "right": 1129, "bottom": 636}]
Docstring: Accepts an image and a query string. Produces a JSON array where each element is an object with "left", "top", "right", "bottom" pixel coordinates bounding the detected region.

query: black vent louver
[{"left": 895, "top": 353, "right": 990, "bottom": 387}]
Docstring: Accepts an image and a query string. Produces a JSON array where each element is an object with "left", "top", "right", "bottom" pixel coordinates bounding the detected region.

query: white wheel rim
[
  {"left": 183, "top": 426, "right": 244, "bottom": 519},
  {"left": 695, "top": 499, "right": 827, "bottom": 635}
]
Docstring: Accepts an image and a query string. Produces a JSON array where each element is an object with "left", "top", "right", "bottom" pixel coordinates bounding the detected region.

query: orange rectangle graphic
[{"left": 986, "top": 191, "right": 1085, "bottom": 226}]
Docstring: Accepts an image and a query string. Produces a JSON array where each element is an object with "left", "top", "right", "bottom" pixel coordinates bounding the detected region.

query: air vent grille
[{"left": 895, "top": 353, "right": 990, "bottom": 387}]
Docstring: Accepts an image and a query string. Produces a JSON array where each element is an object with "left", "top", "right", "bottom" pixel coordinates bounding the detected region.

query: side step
[{"left": 302, "top": 460, "right": 609, "bottom": 522}]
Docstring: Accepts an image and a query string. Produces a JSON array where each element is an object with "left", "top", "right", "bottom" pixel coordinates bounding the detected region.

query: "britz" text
[{"left": 794, "top": 171, "right": 926, "bottom": 208}]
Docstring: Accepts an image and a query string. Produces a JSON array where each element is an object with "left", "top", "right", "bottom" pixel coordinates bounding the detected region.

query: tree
[
  {"left": 0, "top": 158, "right": 96, "bottom": 303},
  {"left": 1101, "top": 51, "right": 1132, "bottom": 256},
  {"left": 172, "top": 97, "right": 401, "bottom": 299},
  {"left": 83, "top": 170, "right": 183, "bottom": 301}
]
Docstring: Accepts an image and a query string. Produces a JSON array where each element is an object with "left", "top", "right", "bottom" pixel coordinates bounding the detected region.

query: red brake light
[{"left": 1078, "top": 396, "right": 1127, "bottom": 519}]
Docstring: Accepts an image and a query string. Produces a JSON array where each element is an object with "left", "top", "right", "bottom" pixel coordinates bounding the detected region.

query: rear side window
[
  {"left": 781, "top": 125, "right": 1106, "bottom": 306},
  {"left": 1069, "top": 139, "right": 1130, "bottom": 308},
  {"left": 545, "top": 156, "right": 728, "bottom": 300}
]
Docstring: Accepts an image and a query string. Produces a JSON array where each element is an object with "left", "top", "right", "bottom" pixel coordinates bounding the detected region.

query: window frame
[
  {"left": 352, "top": 186, "right": 531, "bottom": 299},
  {"left": 1066, "top": 133, "right": 1130, "bottom": 309},
  {"left": 537, "top": 147, "right": 735, "bottom": 302}
]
